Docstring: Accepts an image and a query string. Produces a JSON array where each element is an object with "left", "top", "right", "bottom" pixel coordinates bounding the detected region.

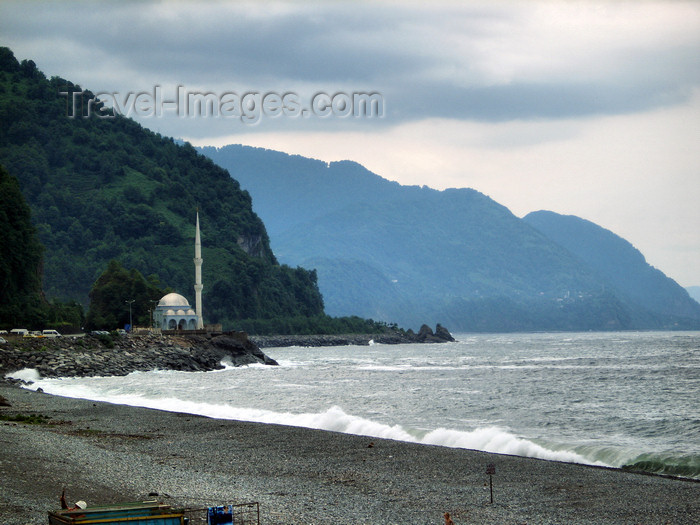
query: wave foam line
[
  {"left": 13, "top": 371, "right": 607, "bottom": 468},
  {"left": 421, "top": 427, "right": 607, "bottom": 466}
]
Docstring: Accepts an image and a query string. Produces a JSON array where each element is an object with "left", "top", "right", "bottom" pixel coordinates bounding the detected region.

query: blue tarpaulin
[{"left": 207, "top": 505, "right": 234, "bottom": 525}]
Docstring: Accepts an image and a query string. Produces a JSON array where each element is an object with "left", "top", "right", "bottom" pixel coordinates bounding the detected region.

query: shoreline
[
  {"left": 0, "top": 325, "right": 455, "bottom": 379},
  {"left": 1, "top": 384, "right": 697, "bottom": 524}
]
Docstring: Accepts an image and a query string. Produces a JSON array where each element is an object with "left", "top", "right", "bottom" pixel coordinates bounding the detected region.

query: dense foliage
[
  {"left": 0, "top": 164, "right": 43, "bottom": 311},
  {"left": 85, "top": 260, "right": 168, "bottom": 330},
  {"left": 0, "top": 164, "right": 83, "bottom": 331},
  {"left": 236, "top": 314, "right": 400, "bottom": 336},
  {"left": 0, "top": 47, "right": 325, "bottom": 332}
]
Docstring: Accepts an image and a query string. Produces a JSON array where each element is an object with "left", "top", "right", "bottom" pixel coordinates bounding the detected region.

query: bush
[{"left": 96, "top": 333, "right": 114, "bottom": 348}]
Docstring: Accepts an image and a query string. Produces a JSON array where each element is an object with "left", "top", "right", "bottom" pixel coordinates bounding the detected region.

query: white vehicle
[
  {"left": 10, "top": 328, "right": 28, "bottom": 336},
  {"left": 42, "top": 329, "right": 62, "bottom": 338},
  {"left": 0, "top": 337, "right": 6, "bottom": 344}
]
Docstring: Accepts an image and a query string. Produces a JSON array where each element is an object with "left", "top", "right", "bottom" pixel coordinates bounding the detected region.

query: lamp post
[
  {"left": 125, "top": 300, "right": 135, "bottom": 332},
  {"left": 150, "top": 299, "right": 159, "bottom": 330}
]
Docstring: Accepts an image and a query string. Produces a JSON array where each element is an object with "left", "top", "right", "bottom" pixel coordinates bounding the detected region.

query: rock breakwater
[
  {"left": 0, "top": 331, "right": 277, "bottom": 380},
  {"left": 251, "top": 323, "right": 455, "bottom": 348},
  {"left": 0, "top": 324, "right": 454, "bottom": 380}
]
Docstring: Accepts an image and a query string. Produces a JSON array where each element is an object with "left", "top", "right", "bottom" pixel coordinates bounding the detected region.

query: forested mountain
[
  {"left": 201, "top": 144, "right": 700, "bottom": 331},
  {"left": 0, "top": 47, "right": 324, "bottom": 330},
  {"left": 524, "top": 211, "right": 700, "bottom": 327}
]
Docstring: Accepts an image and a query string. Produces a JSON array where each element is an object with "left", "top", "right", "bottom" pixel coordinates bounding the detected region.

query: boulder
[{"left": 435, "top": 324, "right": 456, "bottom": 342}]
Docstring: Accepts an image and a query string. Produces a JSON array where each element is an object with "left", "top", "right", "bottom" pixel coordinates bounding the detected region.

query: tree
[
  {"left": 85, "top": 260, "right": 167, "bottom": 330},
  {"left": 0, "top": 164, "right": 86, "bottom": 331},
  {"left": 0, "top": 164, "right": 45, "bottom": 327}
]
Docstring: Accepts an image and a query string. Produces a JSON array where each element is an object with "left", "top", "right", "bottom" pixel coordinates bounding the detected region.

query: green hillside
[{"left": 0, "top": 48, "right": 324, "bottom": 330}]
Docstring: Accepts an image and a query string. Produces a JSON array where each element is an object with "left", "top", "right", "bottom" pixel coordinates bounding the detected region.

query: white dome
[
  {"left": 158, "top": 293, "right": 191, "bottom": 308},
  {"left": 186, "top": 309, "right": 196, "bottom": 315},
  {"left": 176, "top": 309, "right": 186, "bottom": 316},
  {"left": 165, "top": 309, "right": 176, "bottom": 316}
]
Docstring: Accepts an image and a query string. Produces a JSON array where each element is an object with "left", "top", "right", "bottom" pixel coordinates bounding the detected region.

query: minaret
[{"left": 194, "top": 211, "right": 204, "bottom": 329}]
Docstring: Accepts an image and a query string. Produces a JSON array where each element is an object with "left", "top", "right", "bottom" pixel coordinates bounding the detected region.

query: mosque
[{"left": 153, "top": 212, "right": 204, "bottom": 331}]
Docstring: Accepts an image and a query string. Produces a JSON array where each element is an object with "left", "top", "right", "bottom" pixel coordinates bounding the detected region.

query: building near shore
[
  {"left": 153, "top": 293, "right": 199, "bottom": 330},
  {"left": 153, "top": 212, "right": 204, "bottom": 331}
]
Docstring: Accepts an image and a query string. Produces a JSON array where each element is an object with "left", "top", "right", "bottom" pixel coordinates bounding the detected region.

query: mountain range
[{"left": 200, "top": 144, "right": 700, "bottom": 331}]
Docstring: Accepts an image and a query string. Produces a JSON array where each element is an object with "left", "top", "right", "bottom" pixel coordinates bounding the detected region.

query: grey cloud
[
  {"left": 388, "top": 74, "right": 697, "bottom": 124},
  {"left": 2, "top": 0, "right": 698, "bottom": 129},
  {"left": 3, "top": 2, "right": 427, "bottom": 85}
]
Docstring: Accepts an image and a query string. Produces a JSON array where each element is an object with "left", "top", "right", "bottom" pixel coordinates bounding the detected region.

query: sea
[{"left": 11, "top": 331, "right": 700, "bottom": 479}]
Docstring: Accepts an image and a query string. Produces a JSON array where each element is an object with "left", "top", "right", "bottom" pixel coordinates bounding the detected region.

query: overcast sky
[{"left": 2, "top": 0, "right": 698, "bottom": 286}]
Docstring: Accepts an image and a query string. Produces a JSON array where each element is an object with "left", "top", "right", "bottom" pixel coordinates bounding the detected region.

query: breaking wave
[{"left": 5, "top": 372, "right": 646, "bottom": 472}]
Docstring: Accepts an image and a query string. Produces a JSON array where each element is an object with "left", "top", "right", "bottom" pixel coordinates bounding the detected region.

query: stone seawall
[{"left": 0, "top": 331, "right": 276, "bottom": 379}]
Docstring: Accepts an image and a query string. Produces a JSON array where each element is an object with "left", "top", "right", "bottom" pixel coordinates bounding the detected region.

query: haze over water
[{"left": 16, "top": 331, "right": 700, "bottom": 479}]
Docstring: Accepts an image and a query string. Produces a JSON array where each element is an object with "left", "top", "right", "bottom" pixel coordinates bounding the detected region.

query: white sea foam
[
  {"left": 421, "top": 427, "right": 608, "bottom": 466},
  {"left": 5, "top": 368, "right": 42, "bottom": 383},
  {"left": 12, "top": 375, "right": 609, "bottom": 468}
]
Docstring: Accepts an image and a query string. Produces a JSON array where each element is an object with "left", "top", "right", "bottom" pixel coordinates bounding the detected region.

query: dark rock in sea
[
  {"left": 416, "top": 324, "right": 455, "bottom": 343},
  {"left": 435, "top": 324, "right": 456, "bottom": 342},
  {"left": 189, "top": 333, "right": 279, "bottom": 366},
  {"left": 417, "top": 324, "right": 435, "bottom": 341}
]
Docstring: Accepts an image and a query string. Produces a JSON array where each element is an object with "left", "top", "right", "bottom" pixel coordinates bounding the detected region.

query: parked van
[
  {"left": 10, "top": 328, "right": 28, "bottom": 336},
  {"left": 42, "top": 329, "right": 62, "bottom": 338}
]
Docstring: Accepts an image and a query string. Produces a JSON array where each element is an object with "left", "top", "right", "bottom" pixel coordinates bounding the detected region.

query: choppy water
[{"left": 11, "top": 331, "right": 700, "bottom": 479}]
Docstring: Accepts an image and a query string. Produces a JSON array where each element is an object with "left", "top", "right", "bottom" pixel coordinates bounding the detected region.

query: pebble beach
[{"left": 1, "top": 384, "right": 698, "bottom": 525}]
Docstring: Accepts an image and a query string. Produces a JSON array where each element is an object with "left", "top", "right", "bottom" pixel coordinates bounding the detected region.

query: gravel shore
[{"left": 1, "top": 384, "right": 697, "bottom": 525}]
